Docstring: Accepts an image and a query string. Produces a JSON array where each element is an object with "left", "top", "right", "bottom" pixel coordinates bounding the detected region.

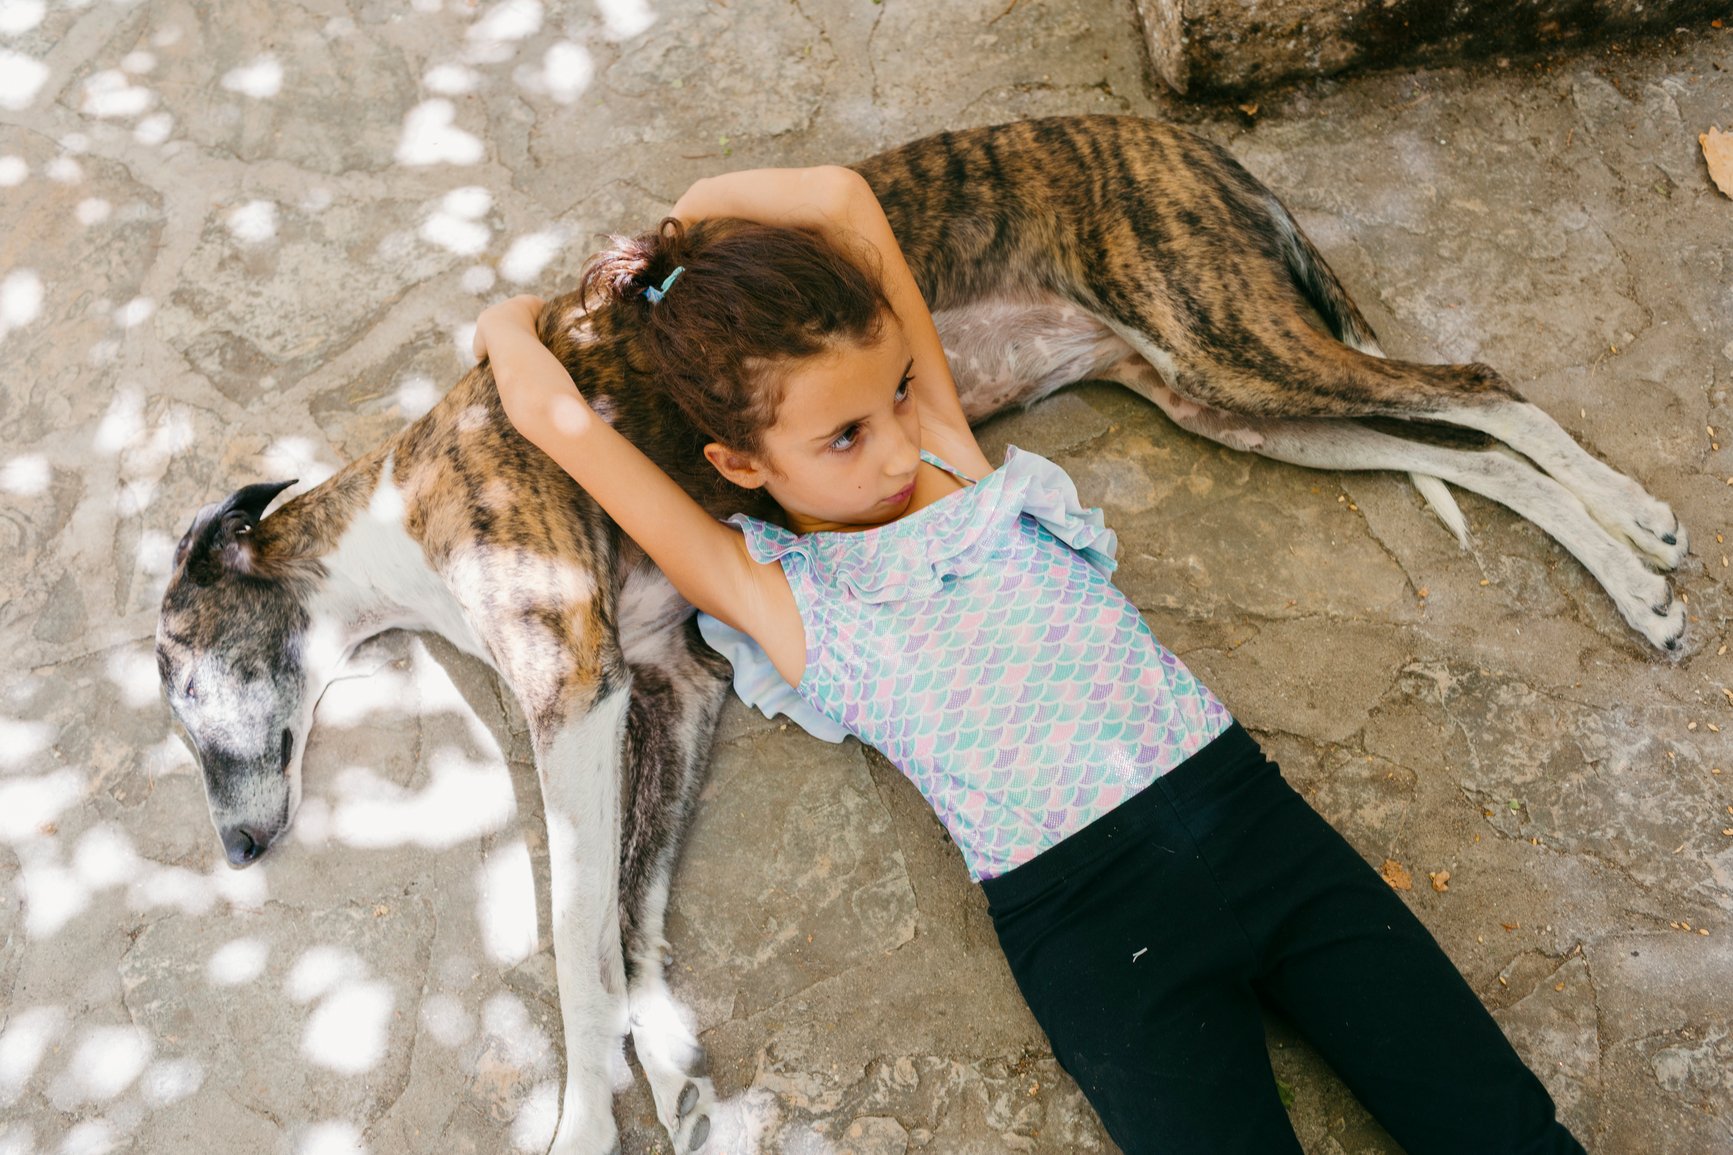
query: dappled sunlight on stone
[
  {"left": 0, "top": 769, "right": 85, "bottom": 844},
  {"left": 78, "top": 70, "right": 156, "bottom": 119},
  {"left": 0, "top": 49, "right": 48, "bottom": 110},
  {"left": 43, "top": 155, "right": 81, "bottom": 183},
  {"left": 134, "top": 528, "right": 175, "bottom": 578},
  {"left": 0, "top": 716, "right": 56, "bottom": 770},
  {"left": 420, "top": 992, "right": 473, "bottom": 1048},
  {"left": 395, "top": 99, "right": 484, "bottom": 167},
  {"left": 0, "top": 268, "right": 43, "bottom": 339},
  {"left": 93, "top": 388, "right": 144, "bottom": 455},
  {"left": 132, "top": 112, "right": 172, "bottom": 146},
  {"left": 513, "top": 41, "right": 592, "bottom": 105},
  {"left": 330, "top": 745, "right": 517, "bottom": 850},
  {"left": 481, "top": 992, "right": 551, "bottom": 1069},
  {"left": 75, "top": 197, "right": 110, "bottom": 226},
  {"left": 296, "top": 1121, "right": 367, "bottom": 1155},
  {"left": 221, "top": 55, "right": 282, "bottom": 99},
  {"left": 302, "top": 978, "right": 395, "bottom": 1075},
  {"left": 467, "top": 0, "right": 541, "bottom": 55},
  {"left": 424, "top": 63, "right": 479, "bottom": 96},
  {"left": 0, "top": 154, "right": 26, "bottom": 184},
  {"left": 498, "top": 229, "right": 565, "bottom": 284},
  {"left": 104, "top": 645, "right": 159, "bottom": 710},
  {"left": 459, "top": 264, "right": 496, "bottom": 295},
  {"left": 0, "top": 1007, "right": 67, "bottom": 1108},
  {"left": 205, "top": 936, "right": 269, "bottom": 987},
  {"left": 596, "top": 0, "right": 656, "bottom": 40},
  {"left": 225, "top": 200, "right": 278, "bottom": 246},
  {"left": 0, "top": 0, "right": 46, "bottom": 35},
  {"left": 127, "top": 852, "right": 269, "bottom": 919},
  {"left": 137, "top": 1058, "right": 202, "bottom": 1108},
  {"left": 509, "top": 1079, "right": 558, "bottom": 1152},
  {"left": 57, "top": 1119, "right": 120, "bottom": 1155},
  {"left": 394, "top": 373, "right": 442, "bottom": 418},
  {"left": 420, "top": 186, "right": 491, "bottom": 257},
  {"left": 287, "top": 944, "right": 369, "bottom": 1005},
  {"left": 475, "top": 839, "right": 537, "bottom": 965},
  {"left": 261, "top": 435, "right": 339, "bottom": 490},
  {"left": 114, "top": 297, "right": 155, "bottom": 330},
  {"left": 310, "top": 664, "right": 415, "bottom": 728},
  {"left": 48, "top": 1027, "right": 153, "bottom": 1107}
]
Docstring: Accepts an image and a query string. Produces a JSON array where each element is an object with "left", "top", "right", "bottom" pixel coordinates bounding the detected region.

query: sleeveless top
[{"left": 694, "top": 445, "right": 1234, "bottom": 881}]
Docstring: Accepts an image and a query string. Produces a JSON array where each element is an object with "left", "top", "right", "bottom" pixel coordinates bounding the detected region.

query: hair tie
[{"left": 644, "top": 265, "right": 685, "bottom": 305}]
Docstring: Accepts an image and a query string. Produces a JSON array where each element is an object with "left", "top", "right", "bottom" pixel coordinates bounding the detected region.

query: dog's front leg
[{"left": 535, "top": 682, "right": 634, "bottom": 1155}]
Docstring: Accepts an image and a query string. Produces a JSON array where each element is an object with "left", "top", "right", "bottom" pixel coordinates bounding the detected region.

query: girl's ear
[{"left": 703, "top": 442, "right": 770, "bottom": 489}]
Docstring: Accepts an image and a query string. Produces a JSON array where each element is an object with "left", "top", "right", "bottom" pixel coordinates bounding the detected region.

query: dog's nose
[{"left": 222, "top": 825, "right": 269, "bottom": 867}]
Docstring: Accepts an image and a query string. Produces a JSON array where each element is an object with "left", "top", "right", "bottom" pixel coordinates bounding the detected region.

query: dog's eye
[{"left": 183, "top": 679, "right": 197, "bottom": 702}]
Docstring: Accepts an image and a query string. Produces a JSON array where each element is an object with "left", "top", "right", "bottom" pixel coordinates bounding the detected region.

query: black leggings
[{"left": 982, "top": 723, "right": 1585, "bottom": 1155}]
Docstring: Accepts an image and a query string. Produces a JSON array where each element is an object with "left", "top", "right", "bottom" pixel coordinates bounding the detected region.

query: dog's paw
[
  {"left": 1609, "top": 566, "right": 1686, "bottom": 655},
  {"left": 671, "top": 1077, "right": 716, "bottom": 1152},
  {"left": 1596, "top": 488, "right": 1689, "bottom": 571}
]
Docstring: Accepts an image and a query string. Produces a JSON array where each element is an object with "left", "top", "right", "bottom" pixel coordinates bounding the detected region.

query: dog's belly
[{"left": 934, "top": 292, "right": 1135, "bottom": 422}]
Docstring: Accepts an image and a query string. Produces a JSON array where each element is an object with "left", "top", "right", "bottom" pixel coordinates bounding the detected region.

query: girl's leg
[
  {"left": 1185, "top": 750, "right": 1585, "bottom": 1154},
  {"left": 985, "top": 777, "right": 1304, "bottom": 1155}
]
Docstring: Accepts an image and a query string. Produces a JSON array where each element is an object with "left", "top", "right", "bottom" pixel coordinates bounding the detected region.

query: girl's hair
[{"left": 579, "top": 216, "right": 894, "bottom": 459}]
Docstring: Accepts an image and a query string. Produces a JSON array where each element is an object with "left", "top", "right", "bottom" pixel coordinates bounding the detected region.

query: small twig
[{"left": 988, "top": 0, "right": 1021, "bottom": 26}]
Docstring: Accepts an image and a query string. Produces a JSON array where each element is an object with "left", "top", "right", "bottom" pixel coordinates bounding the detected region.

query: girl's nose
[{"left": 884, "top": 421, "right": 919, "bottom": 475}]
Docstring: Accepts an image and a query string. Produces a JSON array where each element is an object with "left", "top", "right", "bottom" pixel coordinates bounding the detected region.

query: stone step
[{"left": 1133, "top": 0, "right": 1727, "bottom": 97}]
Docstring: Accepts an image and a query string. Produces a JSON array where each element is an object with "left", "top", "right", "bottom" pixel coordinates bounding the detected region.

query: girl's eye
[
  {"left": 894, "top": 375, "right": 912, "bottom": 403},
  {"left": 829, "top": 425, "right": 860, "bottom": 452}
]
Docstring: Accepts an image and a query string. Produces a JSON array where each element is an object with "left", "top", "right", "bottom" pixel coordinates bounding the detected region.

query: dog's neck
[{"left": 283, "top": 448, "right": 493, "bottom": 679}]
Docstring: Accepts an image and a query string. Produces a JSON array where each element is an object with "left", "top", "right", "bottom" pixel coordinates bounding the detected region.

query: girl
[{"left": 474, "top": 165, "right": 1584, "bottom": 1154}]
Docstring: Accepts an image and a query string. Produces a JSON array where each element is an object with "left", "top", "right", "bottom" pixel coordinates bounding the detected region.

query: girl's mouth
[{"left": 884, "top": 480, "right": 916, "bottom": 506}]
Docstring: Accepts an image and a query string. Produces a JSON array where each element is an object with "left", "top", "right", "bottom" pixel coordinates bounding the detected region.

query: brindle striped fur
[{"left": 158, "top": 113, "right": 1689, "bottom": 1155}]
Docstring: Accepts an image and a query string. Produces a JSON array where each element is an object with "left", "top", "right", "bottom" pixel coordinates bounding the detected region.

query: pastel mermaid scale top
[{"left": 695, "top": 445, "right": 1234, "bottom": 882}]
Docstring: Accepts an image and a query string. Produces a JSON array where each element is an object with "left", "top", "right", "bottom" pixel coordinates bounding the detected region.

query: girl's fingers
[{"left": 473, "top": 296, "right": 546, "bottom": 361}]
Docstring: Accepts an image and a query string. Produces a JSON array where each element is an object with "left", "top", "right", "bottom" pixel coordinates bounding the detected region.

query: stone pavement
[{"left": 1, "top": 2, "right": 1730, "bottom": 1152}]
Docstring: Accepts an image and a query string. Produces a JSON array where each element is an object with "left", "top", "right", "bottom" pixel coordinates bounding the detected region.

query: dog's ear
[{"left": 177, "top": 479, "right": 298, "bottom": 584}]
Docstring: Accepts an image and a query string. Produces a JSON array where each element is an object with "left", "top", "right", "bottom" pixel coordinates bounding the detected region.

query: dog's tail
[
  {"left": 1268, "top": 197, "right": 1472, "bottom": 550},
  {"left": 1267, "top": 197, "right": 1382, "bottom": 355}
]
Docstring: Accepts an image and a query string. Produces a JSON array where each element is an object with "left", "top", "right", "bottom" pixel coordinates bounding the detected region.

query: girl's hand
[
  {"left": 473, "top": 294, "right": 545, "bottom": 362},
  {"left": 475, "top": 294, "right": 595, "bottom": 443}
]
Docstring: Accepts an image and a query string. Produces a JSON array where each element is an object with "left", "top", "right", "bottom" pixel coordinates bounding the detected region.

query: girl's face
[{"left": 709, "top": 314, "right": 922, "bottom": 533}]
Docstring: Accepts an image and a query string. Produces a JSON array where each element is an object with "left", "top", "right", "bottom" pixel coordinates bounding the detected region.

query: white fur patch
[{"left": 306, "top": 455, "right": 490, "bottom": 675}]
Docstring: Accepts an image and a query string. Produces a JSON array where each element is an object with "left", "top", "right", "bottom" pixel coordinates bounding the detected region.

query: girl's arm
[
  {"left": 475, "top": 296, "right": 796, "bottom": 658},
  {"left": 674, "top": 167, "right": 992, "bottom": 478}
]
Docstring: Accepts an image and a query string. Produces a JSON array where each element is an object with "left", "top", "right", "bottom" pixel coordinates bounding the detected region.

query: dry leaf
[
  {"left": 1380, "top": 858, "right": 1413, "bottom": 891},
  {"left": 1429, "top": 870, "right": 1451, "bottom": 893},
  {"left": 1702, "top": 127, "right": 1733, "bottom": 198}
]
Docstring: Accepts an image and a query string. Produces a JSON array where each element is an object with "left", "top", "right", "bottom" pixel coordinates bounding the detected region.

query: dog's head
[{"left": 157, "top": 479, "right": 314, "bottom": 868}]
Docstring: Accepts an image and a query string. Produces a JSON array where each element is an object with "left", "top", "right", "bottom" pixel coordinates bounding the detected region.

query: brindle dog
[{"left": 156, "top": 114, "right": 1688, "bottom": 1155}]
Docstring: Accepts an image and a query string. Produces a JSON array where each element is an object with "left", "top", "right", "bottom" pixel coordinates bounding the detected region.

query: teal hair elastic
[{"left": 645, "top": 265, "right": 685, "bottom": 304}]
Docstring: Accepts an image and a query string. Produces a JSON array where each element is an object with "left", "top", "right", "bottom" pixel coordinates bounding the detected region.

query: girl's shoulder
[{"left": 918, "top": 415, "right": 993, "bottom": 482}]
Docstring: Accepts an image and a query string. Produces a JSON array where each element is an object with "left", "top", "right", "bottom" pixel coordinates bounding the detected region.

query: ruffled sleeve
[
  {"left": 1000, "top": 445, "right": 1119, "bottom": 578},
  {"left": 693, "top": 611, "right": 850, "bottom": 742}
]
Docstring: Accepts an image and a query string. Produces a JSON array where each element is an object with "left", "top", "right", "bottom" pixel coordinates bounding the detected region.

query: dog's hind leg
[
  {"left": 1259, "top": 197, "right": 1687, "bottom": 570},
  {"left": 1401, "top": 396, "right": 1688, "bottom": 570},
  {"left": 616, "top": 560, "right": 730, "bottom": 1152},
  {"left": 1098, "top": 355, "right": 1686, "bottom": 653}
]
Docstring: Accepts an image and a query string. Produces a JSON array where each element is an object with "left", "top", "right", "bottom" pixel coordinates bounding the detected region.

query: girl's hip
[{"left": 979, "top": 719, "right": 1278, "bottom": 919}]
